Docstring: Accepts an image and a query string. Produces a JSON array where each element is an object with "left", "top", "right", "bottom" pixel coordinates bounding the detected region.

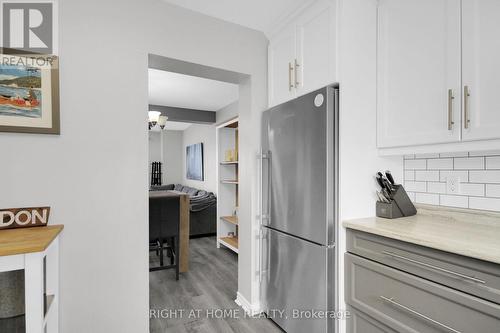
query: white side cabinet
[
  {"left": 268, "top": 0, "right": 336, "bottom": 108},
  {"left": 462, "top": 0, "right": 500, "bottom": 142},
  {"left": 377, "top": 0, "right": 500, "bottom": 153}
]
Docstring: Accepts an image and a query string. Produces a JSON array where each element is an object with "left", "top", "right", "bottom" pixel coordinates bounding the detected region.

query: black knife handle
[{"left": 385, "top": 171, "right": 395, "bottom": 185}]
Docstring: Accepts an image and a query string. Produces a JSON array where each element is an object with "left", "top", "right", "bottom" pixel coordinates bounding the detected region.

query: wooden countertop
[
  {"left": 0, "top": 225, "right": 64, "bottom": 257},
  {"left": 343, "top": 205, "right": 500, "bottom": 265}
]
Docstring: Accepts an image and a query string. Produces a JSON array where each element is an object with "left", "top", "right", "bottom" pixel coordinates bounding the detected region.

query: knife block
[
  {"left": 376, "top": 184, "right": 417, "bottom": 219},
  {"left": 376, "top": 201, "right": 404, "bottom": 219}
]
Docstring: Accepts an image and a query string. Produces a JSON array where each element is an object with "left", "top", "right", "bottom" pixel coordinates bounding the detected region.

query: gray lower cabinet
[
  {"left": 347, "top": 229, "right": 500, "bottom": 304},
  {"left": 345, "top": 229, "right": 500, "bottom": 333},
  {"left": 347, "top": 306, "right": 397, "bottom": 333}
]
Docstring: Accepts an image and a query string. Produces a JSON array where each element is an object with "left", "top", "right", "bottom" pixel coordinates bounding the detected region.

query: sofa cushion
[
  {"left": 174, "top": 184, "right": 184, "bottom": 191},
  {"left": 196, "top": 190, "right": 208, "bottom": 197},
  {"left": 186, "top": 188, "right": 199, "bottom": 196}
]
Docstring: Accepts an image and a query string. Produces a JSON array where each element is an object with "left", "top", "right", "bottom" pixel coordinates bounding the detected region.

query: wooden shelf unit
[
  {"left": 216, "top": 118, "right": 239, "bottom": 254},
  {"left": 221, "top": 216, "right": 238, "bottom": 226},
  {"left": 219, "top": 236, "right": 239, "bottom": 252},
  {"left": 221, "top": 180, "right": 239, "bottom": 184}
]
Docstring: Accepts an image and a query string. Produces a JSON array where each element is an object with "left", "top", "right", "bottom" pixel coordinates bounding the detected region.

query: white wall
[
  {"left": 337, "top": 0, "right": 403, "bottom": 331},
  {"left": 148, "top": 130, "right": 183, "bottom": 185},
  {"left": 216, "top": 101, "right": 239, "bottom": 124},
  {"left": 0, "top": 0, "right": 268, "bottom": 331},
  {"left": 182, "top": 124, "right": 217, "bottom": 192}
]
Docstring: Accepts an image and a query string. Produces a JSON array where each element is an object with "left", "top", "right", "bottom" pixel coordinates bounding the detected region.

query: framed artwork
[
  {"left": 0, "top": 48, "right": 60, "bottom": 134},
  {"left": 186, "top": 143, "right": 204, "bottom": 181}
]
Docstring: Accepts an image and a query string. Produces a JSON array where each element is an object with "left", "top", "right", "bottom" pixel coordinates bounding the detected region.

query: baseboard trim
[{"left": 235, "top": 292, "right": 261, "bottom": 316}]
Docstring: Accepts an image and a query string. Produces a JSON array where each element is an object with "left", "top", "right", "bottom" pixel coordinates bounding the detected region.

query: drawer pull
[
  {"left": 380, "top": 296, "right": 462, "bottom": 333},
  {"left": 382, "top": 251, "right": 486, "bottom": 284}
]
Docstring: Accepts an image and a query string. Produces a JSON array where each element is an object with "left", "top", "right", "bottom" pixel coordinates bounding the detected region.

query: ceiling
[
  {"left": 150, "top": 121, "right": 192, "bottom": 131},
  {"left": 148, "top": 69, "right": 239, "bottom": 111},
  {"left": 162, "top": 0, "right": 308, "bottom": 33}
]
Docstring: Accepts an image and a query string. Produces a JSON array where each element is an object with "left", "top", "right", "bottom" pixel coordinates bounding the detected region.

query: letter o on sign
[{"left": 15, "top": 210, "right": 32, "bottom": 225}]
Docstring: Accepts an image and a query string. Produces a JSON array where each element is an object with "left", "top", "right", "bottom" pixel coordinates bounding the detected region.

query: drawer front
[
  {"left": 347, "top": 229, "right": 500, "bottom": 304},
  {"left": 347, "top": 306, "right": 397, "bottom": 333},
  {"left": 346, "top": 253, "right": 500, "bottom": 333}
]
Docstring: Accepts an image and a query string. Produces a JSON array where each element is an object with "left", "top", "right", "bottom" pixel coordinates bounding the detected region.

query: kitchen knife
[
  {"left": 378, "top": 172, "right": 394, "bottom": 192},
  {"left": 382, "top": 188, "right": 392, "bottom": 202},
  {"left": 385, "top": 170, "right": 396, "bottom": 185},
  {"left": 376, "top": 174, "right": 386, "bottom": 189}
]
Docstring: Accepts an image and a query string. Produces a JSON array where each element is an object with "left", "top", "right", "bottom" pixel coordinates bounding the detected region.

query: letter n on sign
[{"left": 0, "top": 207, "right": 50, "bottom": 230}]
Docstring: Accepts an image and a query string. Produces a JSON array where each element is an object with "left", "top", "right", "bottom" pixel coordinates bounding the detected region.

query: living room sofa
[{"left": 150, "top": 184, "right": 217, "bottom": 237}]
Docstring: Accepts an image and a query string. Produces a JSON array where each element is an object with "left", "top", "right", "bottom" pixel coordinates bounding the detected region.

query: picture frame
[
  {"left": 0, "top": 48, "right": 60, "bottom": 134},
  {"left": 186, "top": 142, "right": 204, "bottom": 181}
]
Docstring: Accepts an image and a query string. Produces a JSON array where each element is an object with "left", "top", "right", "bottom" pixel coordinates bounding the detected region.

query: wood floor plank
[{"left": 149, "top": 236, "right": 283, "bottom": 333}]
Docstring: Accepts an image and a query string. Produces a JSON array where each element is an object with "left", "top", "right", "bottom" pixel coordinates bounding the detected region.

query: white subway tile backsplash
[
  {"left": 440, "top": 170, "right": 468, "bottom": 182},
  {"left": 469, "top": 150, "right": 500, "bottom": 156},
  {"left": 416, "top": 193, "right": 439, "bottom": 205},
  {"left": 427, "top": 182, "right": 446, "bottom": 194},
  {"left": 404, "top": 170, "right": 415, "bottom": 181},
  {"left": 428, "top": 158, "right": 453, "bottom": 170},
  {"left": 415, "top": 170, "right": 439, "bottom": 181},
  {"left": 469, "top": 197, "right": 500, "bottom": 212},
  {"left": 415, "top": 153, "right": 440, "bottom": 159},
  {"left": 486, "top": 184, "right": 500, "bottom": 198},
  {"left": 469, "top": 170, "right": 500, "bottom": 184},
  {"left": 459, "top": 183, "right": 485, "bottom": 196},
  {"left": 454, "top": 157, "right": 484, "bottom": 170},
  {"left": 403, "top": 151, "right": 500, "bottom": 212},
  {"left": 486, "top": 156, "right": 500, "bottom": 169},
  {"left": 440, "top": 195, "right": 468, "bottom": 208},
  {"left": 439, "top": 152, "right": 468, "bottom": 158},
  {"left": 404, "top": 181, "right": 426, "bottom": 192},
  {"left": 405, "top": 159, "right": 426, "bottom": 170}
]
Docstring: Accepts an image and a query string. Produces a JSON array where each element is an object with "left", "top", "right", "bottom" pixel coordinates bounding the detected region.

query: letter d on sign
[{"left": 0, "top": 211, "right": 15, "bottom": 227}]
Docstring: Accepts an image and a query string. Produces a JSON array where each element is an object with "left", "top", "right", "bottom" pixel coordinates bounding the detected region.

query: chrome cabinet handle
[
  {"left": 464, "top": 86, "right": 470, "bottom": 129},
  {"left": 382, "top": 251, "right": 486, "bottom": 284},
  {"left": 294, "top": 59, "right": 300, "bottom": 88},
  {"left": 448, "top": 89, "right": 455, "bottom": 130},
  {"left": 288, "top": 62, "right": 294, "bottom": 91},
  {"left": 380, "top": 296, "right": 461, "bottom": 333}
]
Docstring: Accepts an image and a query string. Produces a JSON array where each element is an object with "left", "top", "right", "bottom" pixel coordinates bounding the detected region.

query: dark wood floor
[{"left": 149, "top": 236, "right": 283, "bottom": 333}]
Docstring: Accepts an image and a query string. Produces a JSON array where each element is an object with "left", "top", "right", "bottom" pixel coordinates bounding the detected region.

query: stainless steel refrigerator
[{"left": 259, "top": 85, "right": 339, "bottom": 333}]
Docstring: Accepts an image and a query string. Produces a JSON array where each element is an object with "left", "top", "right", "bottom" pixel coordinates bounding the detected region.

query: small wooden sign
[{"left": 0, "top": 207, "right": 50, "bottom": 230}]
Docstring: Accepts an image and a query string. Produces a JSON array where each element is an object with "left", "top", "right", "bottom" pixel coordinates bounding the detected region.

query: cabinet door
[
  {"left": 462, "top": 0, "right": 500, "bottom": 141},
  {"left": 268, "top": 25, "right": 296, "bottom": 107},
  {"left": 377, "top": 0, "right": 461, "bottom": 148},
  {"left": 296, "top": 0, "right": 336, "bottom": 96}
]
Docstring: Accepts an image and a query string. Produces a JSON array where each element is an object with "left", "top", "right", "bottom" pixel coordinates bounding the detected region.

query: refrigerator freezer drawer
[{"left": 261, "top": 227, "right": 336, "bottom": 333}]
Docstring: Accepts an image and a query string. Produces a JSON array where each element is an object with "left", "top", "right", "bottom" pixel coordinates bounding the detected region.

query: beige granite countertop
[{"left": 343, "top": 204, "right": 500, "bottom": 265}]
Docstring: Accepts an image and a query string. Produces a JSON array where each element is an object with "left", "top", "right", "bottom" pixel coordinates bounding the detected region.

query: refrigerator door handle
[{"left": 258, "top": 149, "right": 270, "bottom": 282}]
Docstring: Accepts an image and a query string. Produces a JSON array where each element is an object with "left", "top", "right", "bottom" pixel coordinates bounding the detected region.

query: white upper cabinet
[
  {"left": 296, "top": 1, "right": 336, "bottom": 96},
  {"left": 377, "top": 0, "right": 500, "bottom": 154},
  {"left": 377, "top": 0, "right": 462, "bottom": 148},
  {"left": 268, "top": 0, "right": 336, "bottom": 107},
  {"left": 268, "top": 25, "right": 297, "bottom": 107},
  {"left": 462, "top": 0, "right": 500, "bottom": 142}
]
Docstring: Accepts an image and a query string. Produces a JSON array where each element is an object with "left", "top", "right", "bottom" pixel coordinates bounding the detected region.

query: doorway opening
[{"left": 147, "top": 54, "right": 278, "bottom": 332}]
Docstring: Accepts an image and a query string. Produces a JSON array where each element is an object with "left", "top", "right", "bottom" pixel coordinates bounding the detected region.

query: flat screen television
[{"left": 186, "top": 143, "right": 204, "bottom": 181}]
